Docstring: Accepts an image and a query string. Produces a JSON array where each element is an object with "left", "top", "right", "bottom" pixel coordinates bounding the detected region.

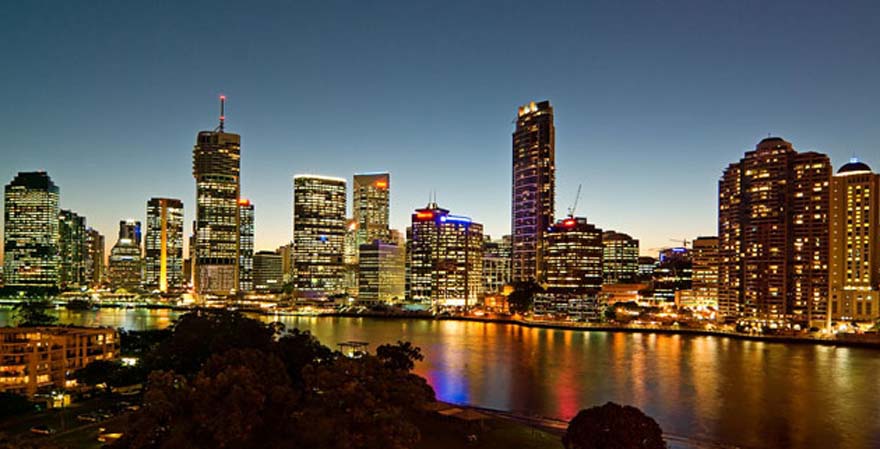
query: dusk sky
[{"left": 2, "top": 0, "right": 879, "bottom": 256}]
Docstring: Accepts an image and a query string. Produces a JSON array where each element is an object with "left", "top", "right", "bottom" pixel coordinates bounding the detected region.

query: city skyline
[{"left": 3, "top": 1, "right": 880, "bottom": 257}]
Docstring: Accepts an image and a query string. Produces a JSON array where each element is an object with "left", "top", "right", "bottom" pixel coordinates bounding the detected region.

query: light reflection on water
[{"left": 1, "top": 308, "right": 878, "bottom": 449}]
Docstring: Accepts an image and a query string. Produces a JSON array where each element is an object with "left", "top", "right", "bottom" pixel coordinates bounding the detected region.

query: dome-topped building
[{"left": 836, "top": 157, "right": 873, "bottom": 175}]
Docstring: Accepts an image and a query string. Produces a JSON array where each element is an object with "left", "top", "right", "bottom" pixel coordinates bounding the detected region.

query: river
[{"left": 1, "top": 307, "right": 878, "bottom": 449}]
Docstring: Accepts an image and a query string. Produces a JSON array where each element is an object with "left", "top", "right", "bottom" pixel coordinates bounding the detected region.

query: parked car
[{"left": 30, "top": 425, "right": 54, "bottom": 435}]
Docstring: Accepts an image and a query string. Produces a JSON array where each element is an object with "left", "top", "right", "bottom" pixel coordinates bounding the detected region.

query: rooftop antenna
[{"left": 218, "top": 94, "right": 226, "bottom": 132}]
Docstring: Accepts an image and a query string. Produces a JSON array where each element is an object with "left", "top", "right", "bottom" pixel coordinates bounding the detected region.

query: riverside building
[
  {"left": 3, "top": 172, "right": 61, "bottom": 288},
  {"left": 144, "top": 198, "right": 184, "bottom": 293},
  {"left": 292, "top": 175, "right": 347, "bottom": 298}
]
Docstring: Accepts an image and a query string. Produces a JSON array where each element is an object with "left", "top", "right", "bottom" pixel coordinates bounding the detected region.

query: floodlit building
[
  {"left": 353, "top": 173, "right": 391, "bottom": 248},
  {"left": 719, "top": 137, "right": 831, "bottom": 324},
  {"left": 358, "top": 240, "right": 405, "bottom": 303},
  {"left": 144, "top": 198, "right": 184, "bottom": 293},
  {"left": 108, "top": 220, "right": 143, "bottom": 291},
  {"left": 3, "top": 172, "right": 61, "bottom": 288},
  {"left": 253, "top": 251, "right": 284, "bottom": 292},
  {"left": 544, "top": 217, "right": 603, "bottom": 295},
  {"left": 602, "top": 231, "right": 639, "bottom": 285},
  {"left": 238, "top": 199, "right": 254, "bottom": 292},
  {"left": 829, "top": 159, "right": 880, "bottom": 324},
  {"left": 58, "top": 209, "right": 87, "bottom": 290},
  {"left": 689, "top": 236, "right": 720, "bottom": 309},
  {"left": 0, "top": 327, "right": 118, "bottom": 397},
  {"left": 193, "top": 96, "right": 241, "bottom": 296},
  {"left": 512, "top": 100, "right": 555, "bottom": 283},
  {"left": 407, "top": 202, "right": 483, "bottom": 308},
  {"left": 292, "top": 175, "right": 347, "bottom": 298}
]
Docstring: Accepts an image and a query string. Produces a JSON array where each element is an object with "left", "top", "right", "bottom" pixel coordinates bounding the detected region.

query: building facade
[
  {"left": 408, "top": 202, "right": 483, "bottom": 308},
  {"left": 58, "top": 209, "right": 87, "bottom": 290},
  {"left": 511, "top": 100, "right": 555, "bottom": 283},
  {"left": 253, "top": 250, "right": 284, "bottom": 292},
  {"left": 828, "top": 159, "right": 880, "bottom": 323},
  {"left": 718, "top": 137, "right": 831, "bottom": 323},
  {"left": 653, "top": 247, "right": 692, "bottom": 303},
  {"left": 85, "top": 228, "right": 105, "bottom": 288},
  {"left": 3, "top": 172, "right": 61, "bottom": 288},
  {"left": 292, "top": 175, "right": 347, "bottom": 298},
  {"left": 108, "top": 220, "right": 142, "bottom": 291},
  {"left": 358, "top": 240, "right": 405, "bottom": 303},
  {"left": 689, "top": 236, "right": 720, "bottom": 310},
  {"left": 602, "top": 231, "right": 639, "bottom": 285},
  {"left": 144, "top": 198, "right": 184, "bottom": 293},
  {"left": 238, "top": 199, "right": 254, "bottom": 292},
  {"left": 353, "top": 173, "right": 390, "bottom": 249},
  {"left": 544, "top": 217, "right": 603, "bottom": 295},
  {"left": 482, "top": 236, "right": 512, "bottom": 294},
  {"left": 193, "top": 100, "right": 241, "bottom": 296}
]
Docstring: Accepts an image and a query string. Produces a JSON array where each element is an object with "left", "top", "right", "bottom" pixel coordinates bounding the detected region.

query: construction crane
[
  {"left": 567, "top": 184, "right": 582, "bottom": 218},
  {"left": 669, "top": 238, "right": 691, "bottom": 248}
]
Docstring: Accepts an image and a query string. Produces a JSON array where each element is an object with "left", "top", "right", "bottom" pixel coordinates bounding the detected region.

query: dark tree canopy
[
  {"left": 12, "top": 298, "right": 58, "bottom": 327},
  {"left": 507, "top": 280, "right": 545, "bottom": 314},
  {"left": 376, "top": 340, "right": 424, "bottom": 372},
  {"left": 563, "top": 402, "right": 666, "bottom": 449},
  {"left": 0, "top": 392, "right": 33, "bottom": 419}
]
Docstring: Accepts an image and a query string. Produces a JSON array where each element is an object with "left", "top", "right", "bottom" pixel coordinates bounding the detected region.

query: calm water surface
[{"left": 2, "top": 308, "right": 878, "bottom": 449}]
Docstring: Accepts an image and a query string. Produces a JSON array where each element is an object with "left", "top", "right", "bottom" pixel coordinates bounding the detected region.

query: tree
[
  {"left": 377, "top": 340, "right": 424, "bottom": 372},
  {"left": 12, "top": 298, "right": 58, "bottom": 327},
  {"left": 73, "top": 360, "right": 147, "bottom": 388},
  {"left": 507, "top": 281, "right": 544, "bottom": 314},
  {"left": 563, "top": 402, "right": 666, "bottom": 449}
]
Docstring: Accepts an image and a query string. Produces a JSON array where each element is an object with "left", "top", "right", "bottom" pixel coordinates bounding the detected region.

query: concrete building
[
  {"left": 144, "top": 198, "right": 184, "bottom": 293},
  {"left": 689, "top": 236, "right": 720, "bottom": 310},
  {"left": 353, "top": 173, "right": 390, "bottom": 248},
  {"left": 482, "top": 235, "right": 512, "bottom": 294},
  {"left": 85, "top": 228, "right": 105, "bottom": 288},
  {"left": 653, "top": 247, "right": 692, "bottom": 304},
  {"left": 358, "top": 240, "right": 405, "bottom": 303},
  {"left": 544, "top": 217, "right": 603, "bottom": 295},
  {"left": 292, "top": 175, "right": 346, "bottom": 298},
  {"left": 829, "top": 159, "right": 880, "bottom": 324},
  {"left": 407, "top": 202, "right": 483, "bottom": 308},
  {"left": 3, "top": 172, "right": 60, "bottom": 288},
  {"left": 253, "top": 250, "right": 284, "bottom": 292},
  {"left": 602, "top": 231, "right": 639, "bottom": 285},
  {"left": 512, "top": 100, "right": 555, "bottom": 283},
  {"left": 58, "top": 209, "right": 87, "bottom": 290},
  {"left": 719, "top": 137, "right": 831, "bottom": 324}
]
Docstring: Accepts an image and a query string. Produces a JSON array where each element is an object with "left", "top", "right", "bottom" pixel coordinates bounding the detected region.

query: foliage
[
  {"left": 0, "top": 392, "right": 33, "bottom": 419},
  {"left": 507, "top": 281, "right": 545, "bottom": 314},
  {"left": 562, "top": 402, "right": 666, "bottom": 449},
  {"left": 72, "top": 360, "right": 146, "bottom": 388},
  {"left": 118, "top": 328, "right": 172, "bottom": 356},
  {"left": 377, "top": 340, "right": 424, "bottom": 372},
  {"left": 12, "top": 298, "right": 58, "bottom": 327}
]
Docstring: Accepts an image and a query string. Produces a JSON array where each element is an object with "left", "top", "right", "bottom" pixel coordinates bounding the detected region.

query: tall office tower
[
  {"left": 358, "top": 240, "right": 405, "bottom": 303},
  {"left": 253, "top": 250, "right": 284, "bottom": 292},
  {"left": 144, "top": 198, "right": 184, "bottom": 293},
  {"left": 3, "top": 172, "right": 60, "bottom": 288},
  {"left": 277, "top": 244, "right": 293, "bottom": 284},
  {"left": 511, "top": 100, "right": 555, "bottom": 283},
  {"left": 292, "top": 175, "right": 347, "bottom": 298},
  {"left": 108, "top": 220, "right": 143, "bottom": 291},
  {"left": 829, "top": 159, "right": 880, "bottom": 323},
  {"left": 653, "top": 247, "right": 693, "bottom": 303},
  {"left": 193, "top": 96, "right": 241, "bottom": 296},
  {"left": 719, "top": 137, "right": 831, "bottom": 324},
  {"left": 690, "top": 236, "right": 720, "bottom": 309},
  {"left": 544, "top": 217, "right": 603, "bottom": 295},
  {"left": 353, "top": 173, "right": 390, "bottom": 248},
  {"left": 602, "top": 231, "right": 639, "bottom": 285},
  {"left": 58, "top": 210, "right": 87, "bottom": 289},
  {"left": 637, "top": 256, "right": 656, "bottom": 282},
  {"left": 482, "top": 236, "right": 512, "bottom": 294},
  {"left": 85, "top": 228, "right": 105, "bottom": 288},
  {"left": 343, "top": 219, "right": 359, "bottom": 296},
  {"left": 408, "top": 202, "right": 483, "bottom": 308},
  {"left": 238, "top": 199, "right": 254, "bottom": 292}
]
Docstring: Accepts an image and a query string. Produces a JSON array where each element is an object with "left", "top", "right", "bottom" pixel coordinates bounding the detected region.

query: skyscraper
[
  {"left": 358, "top": 240, "right": 405, "bottom": 303},
  {"left": 238, "top": 199, "right": 254, "bottom": 292},
  {"left": 512, "top": 100, "right": 555, "bottom": 283},
  {"left": 292, "top": 175, "right": 346, "bottom": 298},
  {"left": 144, "top": 198, "right": 184, "bottom": 293},
  {"left": 3, "top": 172, "right": 60, "bottom": 288},
  {"left": 482, "top": 235, "right": 512, "bottom": 294},
  {"left": 829, "top": 159, "right": 879, "bottom": 324},
  {"left": 407, "top": 202, "right": 483, "bottom": 308},
  {"left": 193, "top": 96, "right": 241, "bottom": 296},
  {"left": 108, "top": 220, "right": 143, "bottom": 291},
  {"left": 353, "top": 173, "right": 390, "bottom": 248},
  {"left": 58, "top": 209, "right": 87, "bottom": 289},
  {"left": 85, "top": 227, "right": 105, "bottom": 288},
  {"left": 544, "top": 217, "right": 604, "bottom": 295},
  {"left": 602, "top": 231, "right": 639, "bottom": 285},
  {"left": 690, "top": 236, "right": 720, "bottom": 310},
  {"left": 653, "top": 247, "right": 692, "bottom": 303},
  {"left": 253, "top": 250, "right": 283, "bottom": 292},
  {"left": 718, "top": 137, "right": 831, "bottom": 324}
]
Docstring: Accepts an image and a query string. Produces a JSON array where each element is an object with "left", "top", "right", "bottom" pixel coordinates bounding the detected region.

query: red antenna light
[{"left": 219, "top": 94, "right": 226, "bottom": 132}]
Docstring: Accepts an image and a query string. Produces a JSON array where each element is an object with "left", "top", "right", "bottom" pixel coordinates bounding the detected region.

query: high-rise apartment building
[
  {"left": 108, "top": 220, "right": 142, "bottom": 291},
  {"left": 58, "top": 209, "right": 87, "bottom": 289},
  {"left": 718, "top": 137, "right": 831, "bottom": 323},
  {"left": 238, "top": 199, "right": 254, "bottom": 292},
  {"left": 602, "top": 231, "right": 639, "bottom": 285},
  {"left": 292, "top": 175, "right": 346, "bottom": 298},
  {"left": 3, "top": 172, "right": 60, "bottom": 288},
  {"left": 253, "top": 250, "right": 284, "bottom": 292},
  {"left": 690, "top": 236, "right": 720, "bottom": 309},
  {"left": 85, "top": 228, "right": 105, "bottom": 288},
  {"left": 408, "top": 202, "right": 483, "bottom": 308},
  {"left": 358, "top": 240, "right": 405, "bottom": 303},
  {"left": 512, "top": 100, "right": 555, "bottom": 283},
  {"left": 193, "top": 97, "right": 241, "bottom": 296},
  {"left": 353, "top": 173, "right": 390, "bottom": 248},
  {"left": 483, "top": 235, "right": 512, "bottom": 294},
  {"left": 829, "top": 159, "right": 879, "bottom": 323},
  {"left": 544, "top": 217, "right": 603, "bottom": 295},
  {"left": 144, "top": 198, "right": 184, "bottom": 293}
]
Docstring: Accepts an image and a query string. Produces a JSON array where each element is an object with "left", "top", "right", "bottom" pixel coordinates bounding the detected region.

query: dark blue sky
[{"left": 2, "top": 0, "right": 879, "bottom": 255}]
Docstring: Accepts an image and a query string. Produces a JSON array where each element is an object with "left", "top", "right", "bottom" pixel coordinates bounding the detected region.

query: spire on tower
[{"left": 219, "top": 94, "right": 226, "bottom": 132}]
